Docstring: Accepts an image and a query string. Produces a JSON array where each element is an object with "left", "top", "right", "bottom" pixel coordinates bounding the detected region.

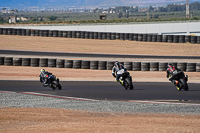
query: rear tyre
[
  {"left": 179, "top": 78, "right": 188, "bottom": 91},
  {"left": 125, "top": 78, "right": 133, "bottom": 90}
]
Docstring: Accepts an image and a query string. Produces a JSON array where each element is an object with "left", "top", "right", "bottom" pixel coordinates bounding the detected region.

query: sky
[{"left": 0, "top": 0, "right": 200, "bottom": 9}]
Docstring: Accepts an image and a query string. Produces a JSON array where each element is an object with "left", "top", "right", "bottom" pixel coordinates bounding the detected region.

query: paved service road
[
  {"left": 0, "top": 81, "right": 199, "bottom": 102},
  {"left": 1, "top": 50, "right": 200, "bottom": 59}
]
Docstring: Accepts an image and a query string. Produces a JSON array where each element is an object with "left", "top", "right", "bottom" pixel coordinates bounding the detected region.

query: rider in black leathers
[
  {"left": 112, "top": 61, "right": 126, "bottom": 85},
  {"left": 39, "top": 69, "right": 52, "bottom": 87},
  {"left": 166, "top": 64, "right": 181, "bottom": 88}
]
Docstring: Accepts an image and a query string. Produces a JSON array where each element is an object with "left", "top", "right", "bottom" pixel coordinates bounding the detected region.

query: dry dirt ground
[{"left": 0, "top": 35, "right": 200, "bottom": 132}]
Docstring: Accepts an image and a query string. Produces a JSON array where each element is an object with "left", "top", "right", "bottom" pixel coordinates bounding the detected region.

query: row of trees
[{"left": 101, "top": 2, "right": 200, "bottom": 14}]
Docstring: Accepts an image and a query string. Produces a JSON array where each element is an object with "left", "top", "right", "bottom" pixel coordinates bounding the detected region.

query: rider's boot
[
  {"left": 173, "top": 80, "right": 181, "bottom": 91},
  {"left": 119, "top": 80, "right": 124, "bottom": 85}
]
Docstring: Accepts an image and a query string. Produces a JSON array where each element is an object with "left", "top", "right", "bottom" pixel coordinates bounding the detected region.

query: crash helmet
[
  {"left": 167, "top": 63, "right": 176, "bottom": 71},
  {"left": 114, "top": 61, "right": 121, "bottom": 70},
  {"left": 40, "top": 69, "right": 45, "bottom": 73}
]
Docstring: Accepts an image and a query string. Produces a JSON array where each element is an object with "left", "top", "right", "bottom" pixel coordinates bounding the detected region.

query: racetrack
[{"left": 1, "top": 81, "right": 200, "bottom": 102}]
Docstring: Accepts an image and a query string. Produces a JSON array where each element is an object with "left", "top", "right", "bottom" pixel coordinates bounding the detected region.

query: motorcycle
[
  {"left": 40, "top": 74, "right": 62, "bottom": 90},
  {"left": 118, "top": 69, "right": 134, "bottom": 90},
  {"left": 169, "top": 70, "right": 188, "bottom": 91}
]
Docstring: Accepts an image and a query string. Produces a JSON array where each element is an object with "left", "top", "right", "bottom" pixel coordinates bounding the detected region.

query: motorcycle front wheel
[
  {"left": 124, "top": 78, "right": 134, "bottom": 90},
  {"left": 52, "top": 80, "right": 62, "bottom": 90},
  {"left": 179, "top": 78, "right": 188, "bottom": 91}
]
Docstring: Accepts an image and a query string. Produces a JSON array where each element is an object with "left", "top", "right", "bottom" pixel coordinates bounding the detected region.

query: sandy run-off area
[{"left": 0, "top": 35, "right": 200, "bottom": 133}]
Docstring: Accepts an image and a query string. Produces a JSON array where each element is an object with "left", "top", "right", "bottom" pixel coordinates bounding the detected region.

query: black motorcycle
[
  {"left": 119, "top": 71, "right": 134, "bottom": 90},
  {"left": 40, "top": 74, "right": 62, "bottom": 90},
  {"left": 169, "top": 70, "right": 188, "bottom": 91}
]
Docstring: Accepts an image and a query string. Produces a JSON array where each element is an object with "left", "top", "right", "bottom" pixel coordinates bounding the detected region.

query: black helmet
[{"left": 114, "top": 61, "right": 121, "bottom": 69}]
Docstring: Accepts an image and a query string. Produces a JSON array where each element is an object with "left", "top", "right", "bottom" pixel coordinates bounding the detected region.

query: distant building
[{"left": 9, "top": 16, "right": 16, "bottom": 23}]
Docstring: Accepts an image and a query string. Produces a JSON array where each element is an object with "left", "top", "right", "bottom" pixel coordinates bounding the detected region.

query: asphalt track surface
[
  {"left": 1, "top": 50, "right": 200, "bottom": 59},
  {"left": 0, "top": 81, "right": 200, "bottom": 102}
]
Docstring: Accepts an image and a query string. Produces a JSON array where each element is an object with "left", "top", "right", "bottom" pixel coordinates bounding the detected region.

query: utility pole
[{"left": 186, "top": 0, "right": 190, "bottom": 18}]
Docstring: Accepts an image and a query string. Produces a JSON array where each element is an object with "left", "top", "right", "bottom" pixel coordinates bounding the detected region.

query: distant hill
[{"left": 0, "top": 0, "right": 199, "bottom": 9}]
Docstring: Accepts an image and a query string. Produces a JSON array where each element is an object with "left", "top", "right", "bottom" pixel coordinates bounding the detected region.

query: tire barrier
[
  {"left": 196, "top": 63, "right": 200, "bottom": 72},
  {"left": 53, "top": 30, "right": 58, "bottom": 37},
  {"left": 7, "top": 28, "right": 12, "bottom": 35},
  {"left": 21, "top": 29, "right": 26, "bottom": 36},
  {"left": 17, "top": 29, "right": 21, "bottom": 36},
  {"left": 63, "top": 31, "right": 68, "bottom": 38},
  {"left": 90, "top": 61, "right": 98, "bottom": 70},
  {"left": 179, "top": 35, "right": 185, "bottom": 43},
  {"left": 1, "top": 56, "right": 200, "bottom": 72},
  {"left": 173, "top": 35, "right": 179, "bottom": 43},
  {"left": 3, "top": 28, "right": 8, "bottom": 35},
  {"left": 141, "top": 62, "right": 150, "bottom": 71},
  {"left": 39, "top": 58, "right": 48, "bottom": 67},
  {"left": 26, "top": 29, "right": 31, "bottom": 36},
  {"left": 12, "top": 29, "right": 17, "bottom": 35},
  {"left": 186, "top": 63, "right": 196, "bottom": 72},
  {"left": 133, "top": 34, "right": 138, "bottom": 41},
  {"left": 185, "top": 35, "right": 191, "bottom": 43},
  {"left": 13, "top": 57, "right": 22, "bottom": 66},
  {"left": 129, "top": 33, "right": 133, "bottom": 41},
  {"left": 124, "top": 33, "right": 129, "bottom": 40},
  {"left": 157, "top": 35, "right": 162, "bottom": 42},
  {"left": 31, "top": 29, "right": 35, "bottom": 36},
  {"left": 98, "top": 32, "right": 102, "bottom": 40},
  {"left": 31, "top": 58, "right": 39, "bottom": 67},
  {"left": 76, "top": 31, "right": 81, "bottom": 38},
  {"left": 1, "top": 28, "right": 200, "bottom": 44},
  {"left": 0, "top": 28, "right": 3, "bottom": 34},
  {"left": 0, "top": 57, "right": 4, "bottom": 65},
  {"left": 102, "top": 32, "right": 107, "bottom": 40},
  {"left": 132, "top": 62, "right": 141, "bottom": 71},
  {"left": 98, "top": 61, "right": 107, "bottom": 70},
  {"left": 197, "top": 36, "right": 200, "bottom": 44},
  {"left": 89, "top": 32, "right": 94, "bottom": 39},
  {"left": 48, "top": 59, "right": 56, "bottom": 68},
  {"left": 167, "top": 35, "right": 173, "bottom": 43},
  {"left": 65, "top": 60, "right": 73, "bottom": 68},
  {"left": 142, "top": 34, "right": 147, "bottom": 42},
  {"left": 138, "top": 34, "right": 143, "bottom": 41},
  {"left": 49, "top": 30, "right": 53, "bottom": 37},
  {"left": 58, "top": 31, "right": 63, "bottom": 37},
  {"left": 22, "top": 58, "right": 30, "bottom": 66},
  {"left": 124, "top": 62, "right": 132, "bottom": 70},
  {"left": 116, "top": 33, "right": 120, "bottom": 40},
  {"left": 106, "top": 32, "right": 111, "bottom": 40},
  {"left": 4, "top": 57, "right": 13, "bottom": 66},
  {"left": 177, "top": 62, "right": 186, "bottom": 72},
  {"left": 191, "top": 36, "right": 197, "bottom": 44},
  {"left": 147, "top": 34, "right": 152, "bottom": 42},
  {"left": 162, "top": 35, "right": 168, "bottom": 42},
  {"left": 150, "top": 62, "right": 159, "bottom": 71},
  {"left": 82, "top": 60, "right": 90, "bottom": 69},
  {"left": 159, "top": 62, "right": 168, "bottom": 71},
  {"left": 120, "top": 33, "right": 124, "bottom": 40},
  {"left": 152, "top": 34, "right": 157, "bottom": 42},
  {"left": 56, "top": 59, "right": 64, "bottom": 68},
  {"left": 72, "top": 31, "right": 76, "bottom": 38},
  {"left": 85, "top": 31, "right": 89, "bottom": 39},
  {"left": 107, "top": 61, "right": 114, "bottom": 70},
  {"left": 73, "top": 60, "right": 81, "bottom": 69},
  {"left": 93, "top": 32, "right": 98, "bottom": 39}
]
